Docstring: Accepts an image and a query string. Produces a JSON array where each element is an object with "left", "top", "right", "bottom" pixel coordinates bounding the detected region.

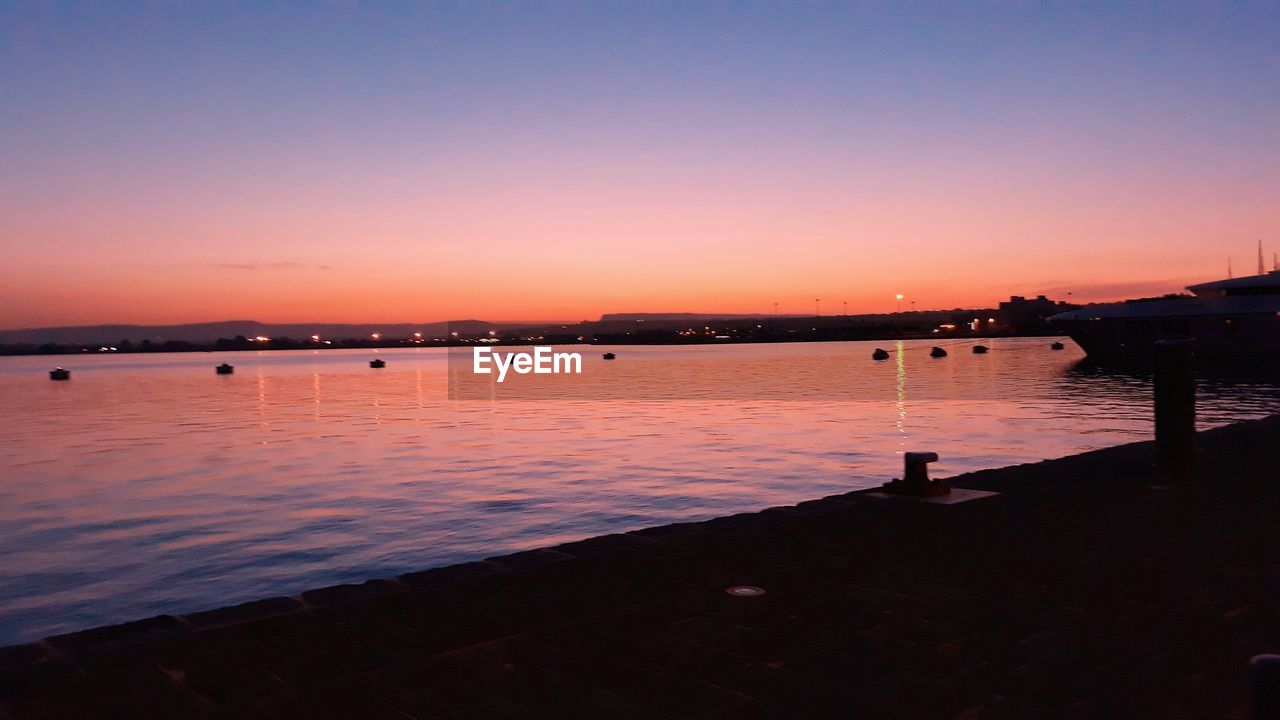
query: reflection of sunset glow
[
  {"left": 4, "top": 342, "right": 1280, "bottom": 640},
  {"left": 895, "top": 341, "right": 907, "bottom": 454}
]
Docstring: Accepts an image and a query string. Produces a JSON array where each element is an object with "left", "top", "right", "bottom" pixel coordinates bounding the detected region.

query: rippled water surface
[{"left": 2, "top": 338, "right": 1278, "bottom": 643}]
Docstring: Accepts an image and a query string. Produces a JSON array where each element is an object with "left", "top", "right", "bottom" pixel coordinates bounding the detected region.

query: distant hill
[
  {"left": 0, "top": 307, "right": 1009, "bottom": 347},
  {"left": 0, "top": 320, "right": 516, "bottom": 345},
  {"left": 599, "top": 313, "right": 794, "bottom": 322}
]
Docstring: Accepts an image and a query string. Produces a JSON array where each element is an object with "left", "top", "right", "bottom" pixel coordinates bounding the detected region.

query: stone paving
[{"left": 2, "top": 416, "right": 1279, "bottom": 719}]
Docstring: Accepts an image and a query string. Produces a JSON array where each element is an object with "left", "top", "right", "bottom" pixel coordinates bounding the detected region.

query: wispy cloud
[
  {"left": 1033, "top": 278, "right": 1202, "bottom": 302},
  {"left": 206, "top": 262, "right": 333, "bottom": 272}
]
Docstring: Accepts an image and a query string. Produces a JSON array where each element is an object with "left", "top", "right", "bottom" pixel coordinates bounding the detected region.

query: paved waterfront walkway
[{"left": 3, "top": 416, "right": 1280, "bottom": 719}]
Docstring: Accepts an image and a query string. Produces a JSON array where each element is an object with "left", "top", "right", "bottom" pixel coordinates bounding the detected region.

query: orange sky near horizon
[
  {"left": 2, "top": 149, "right": 1272, "bottom": 328},
  {"left": 1, "top": 173, "right": 1273, "bottom": 327},
  {"left": 2, "top": 3, "right": 1277, "bottom": 329}
]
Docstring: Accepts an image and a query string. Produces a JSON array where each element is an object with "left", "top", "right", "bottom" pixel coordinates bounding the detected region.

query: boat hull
[{"left": 1051, "top": 312, "right": 1280, "bottom": 357}]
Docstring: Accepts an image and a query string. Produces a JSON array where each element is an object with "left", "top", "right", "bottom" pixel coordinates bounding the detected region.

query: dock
[{"left": 2, "top": 416, "right": 1278, "bottom": 718}]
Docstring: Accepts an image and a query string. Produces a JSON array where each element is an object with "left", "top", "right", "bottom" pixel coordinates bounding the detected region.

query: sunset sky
[{"left": 2, "top": 2, "right": 1278, "bottom": 328}]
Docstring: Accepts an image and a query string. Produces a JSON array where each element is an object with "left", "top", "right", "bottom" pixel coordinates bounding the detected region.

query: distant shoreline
[{"left": 0, "top": 330, "right": 1065, "bottom": 358}]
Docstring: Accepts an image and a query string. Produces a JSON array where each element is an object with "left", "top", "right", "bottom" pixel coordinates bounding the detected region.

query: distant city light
[
  {"left": 311, "top": 335, "right": 320, "bottom": 341},
  {"left": 414, "top": 332, "right": 422, "bottom": 338},
  {"left": 371, "top": 333, "right": 381, "bottom": 340}
]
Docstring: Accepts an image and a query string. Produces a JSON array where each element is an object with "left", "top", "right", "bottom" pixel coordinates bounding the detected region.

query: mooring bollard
[
  {"left": 883, "top": 451, "right": 948, "bottom": 496},
  {"left": 1251, "top": 655, "right": 1280, "bottom": 720},
  {"left": 1153, "top": 339, "right": 1195, "bottom": 470}
]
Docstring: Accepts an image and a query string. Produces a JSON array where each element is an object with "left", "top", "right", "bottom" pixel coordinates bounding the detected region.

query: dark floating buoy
[
  {"left": 1050, "top": 341, "right": 1065, "bottom": 350},
  {"left": 602, "top": 352, "right": 615, "bottom": 360},
  {"left": 972, "top": 345, "right": 989, "bottom": 354},
  {"left": 215, "top": 363, "right": 234, "bottom": 375},
  {"left": 370, "top": 359, "right": 386, "bottom": 368},
  {"left": 930, "top": 347, "right": 948, "bottom": 358},
  {"left": 49, "top": 367, "right": 70, "bottom": 381},
  {"left": 872, "top": 348, "right": 890, "bottom": 360}
]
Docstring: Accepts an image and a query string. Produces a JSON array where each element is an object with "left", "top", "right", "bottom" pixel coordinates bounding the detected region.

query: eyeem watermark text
[{"left": 473, "top": 346, "right": 582, "bottom": 382}]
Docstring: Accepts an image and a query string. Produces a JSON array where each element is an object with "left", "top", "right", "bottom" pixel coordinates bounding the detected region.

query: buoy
[
  {"left": 370, "top": 359, "right": 386, "bottom": 368},
  {"left": 1051, "top": 341, "right": 1065, "bottom": 350},
  {"left": 49, "top": 367, "right": 70, "bottom": 381},
  {"left": 602, "top": 352, "right": 616, "bottom": 360},
  {"left": 972, "top": 345, "right": 989, "bottom": 354},
  {"left": 215, "top": 363, "right": 234, "bottom": 375},
  {"left": 872, "top": 348, "right": 890, "bottom": 360},
  {"left": 930, "top": 347, "right": 948, "bottom": 358}
]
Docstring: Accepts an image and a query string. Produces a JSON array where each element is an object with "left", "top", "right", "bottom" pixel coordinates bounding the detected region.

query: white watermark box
[{"left": 471, "top": 346, "right": 582, "bottom": 383}]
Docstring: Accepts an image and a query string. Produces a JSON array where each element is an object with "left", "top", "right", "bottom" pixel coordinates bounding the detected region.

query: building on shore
[{"left": 998, "top": 295, "right": 1077, "bottom": 333}]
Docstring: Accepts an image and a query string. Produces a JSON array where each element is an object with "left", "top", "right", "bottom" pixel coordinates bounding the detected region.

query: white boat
[{"left": 1048, "top": 271, "right": 1280, "bottom": 357}]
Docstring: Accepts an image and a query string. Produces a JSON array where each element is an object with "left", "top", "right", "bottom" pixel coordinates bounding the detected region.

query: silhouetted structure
[
  {"left": 998, "top": 295, "right": 1076, "bottom": 333},
  {"left": 1050, "top": 271, "right": 1280, "bottom": 358},
  {"left": 1154, "top": 339, "right": 1196, "bottom": 473},
  {"left": 881, "top": 451, "right": 947, "bottom": 496}
]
